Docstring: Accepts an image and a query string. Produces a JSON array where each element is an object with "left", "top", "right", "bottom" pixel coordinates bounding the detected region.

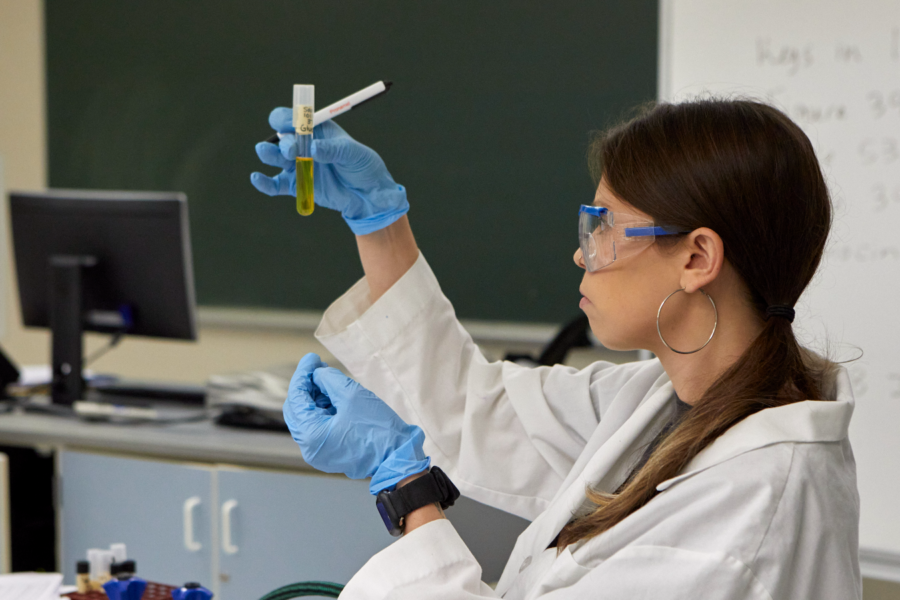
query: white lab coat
[{"left": 315, "top": 253, "right": 861, "bottom": 600}]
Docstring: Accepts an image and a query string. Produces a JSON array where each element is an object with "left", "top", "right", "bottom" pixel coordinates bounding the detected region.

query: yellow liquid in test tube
[{"left": 296, "top": 157, "right": 314, "bottom": 216}]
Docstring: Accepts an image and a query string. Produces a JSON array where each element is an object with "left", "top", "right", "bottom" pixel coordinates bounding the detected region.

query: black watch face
[
  {"left": 376, "top": 501, "right": 394, "bottom": 531},
  {"left": 376, "top": 497, "right": 404, "bottom": 537}
]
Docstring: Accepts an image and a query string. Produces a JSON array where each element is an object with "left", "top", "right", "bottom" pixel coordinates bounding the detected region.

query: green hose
[{"left": 258, "top": 581, "right": 345, "bottom": 600}]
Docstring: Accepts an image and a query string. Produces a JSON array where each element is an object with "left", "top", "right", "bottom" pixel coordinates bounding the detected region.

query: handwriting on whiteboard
[
  {"left": 750, "top": 24, "right": 900, "bottom": 228},
  {"left": 827, "top": 243, "right": 900, "bottom": 263},
  {"left": 757, "top": 28, "right": 899, "bottom": 76},
  {"left": 845, "top": 365, "right": 900, "bottom": 400}
]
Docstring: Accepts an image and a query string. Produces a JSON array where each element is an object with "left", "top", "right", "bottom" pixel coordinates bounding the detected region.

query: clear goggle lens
[{"left": 578, "top": 205, "right": 684, "bottom": 272}]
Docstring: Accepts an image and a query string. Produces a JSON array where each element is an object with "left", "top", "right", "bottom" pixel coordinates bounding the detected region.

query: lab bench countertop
[{"left": 0, "top": 409, "right": 311, "bottom": 471}]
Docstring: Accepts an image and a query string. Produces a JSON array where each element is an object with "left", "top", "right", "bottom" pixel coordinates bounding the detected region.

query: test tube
[{"left": 293, "top": 84, "right": 315, "bottom": 216}]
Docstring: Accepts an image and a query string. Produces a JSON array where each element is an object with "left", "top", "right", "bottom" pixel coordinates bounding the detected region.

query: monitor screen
[{"left": 9, "top": 189, "right": 197, "bottom": 341}]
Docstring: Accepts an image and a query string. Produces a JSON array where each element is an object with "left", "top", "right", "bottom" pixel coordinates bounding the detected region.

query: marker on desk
[{"left": 265, "top": 80, "right": 393, "bottom": 143}]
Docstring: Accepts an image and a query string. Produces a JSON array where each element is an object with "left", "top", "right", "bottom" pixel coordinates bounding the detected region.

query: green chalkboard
[{"left": 46, "top": 1, "right": 657, "bottom": 323}]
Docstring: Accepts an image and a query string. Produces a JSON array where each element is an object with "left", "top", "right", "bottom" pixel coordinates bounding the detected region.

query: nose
[{"left": 574, "top": 247, "right": 586, "bottom": 270}]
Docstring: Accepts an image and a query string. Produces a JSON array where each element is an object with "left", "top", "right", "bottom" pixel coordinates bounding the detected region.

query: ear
[{"left": 678, "top": 228, "right": 725, "bottom": 293}]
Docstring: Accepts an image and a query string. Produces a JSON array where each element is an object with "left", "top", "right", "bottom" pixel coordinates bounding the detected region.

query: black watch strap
[
  {"left": 375, "top": 466, "right": 460, "bottom": 536},
  {"left": 392, "top": 466, "right": 460, "bottom": 513}
]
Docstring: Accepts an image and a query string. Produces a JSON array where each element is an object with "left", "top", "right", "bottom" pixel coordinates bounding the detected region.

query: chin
[
  {"left": 598, "top": 339, "right": 632, "bottom": 352},
  {"left": 587, "top": 327, "right": 635, "bottom": 352}
]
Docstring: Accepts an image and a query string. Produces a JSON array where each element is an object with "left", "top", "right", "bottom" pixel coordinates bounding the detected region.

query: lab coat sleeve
[
  {"left": 316, "top": 252, "right": 630, "bottom": 520},
  {"left": 339, "top": 523, "right": 775, "bottom": 600},
  {"left": 339, "top": 519, "right": 499, "bottom": 600}
]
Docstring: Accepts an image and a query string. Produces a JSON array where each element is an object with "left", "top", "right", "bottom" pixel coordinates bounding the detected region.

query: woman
[{"left": 251, "top": 99, "right": 859, "bottom": 599}]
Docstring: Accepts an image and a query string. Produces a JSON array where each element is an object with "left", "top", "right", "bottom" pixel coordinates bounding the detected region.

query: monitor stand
[{"left": 49, "top": 255, "right": 96, "bottom": 405}]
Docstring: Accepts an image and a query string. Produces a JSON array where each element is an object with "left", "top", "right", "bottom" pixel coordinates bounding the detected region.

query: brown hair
[{"left": 556, "top": 99, "right": 835, "bottom": 550}]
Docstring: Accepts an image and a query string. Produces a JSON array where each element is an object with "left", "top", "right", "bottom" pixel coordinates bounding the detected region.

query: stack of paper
[{"left": 0, "top": 572, "right": 64, "bottom": 600}]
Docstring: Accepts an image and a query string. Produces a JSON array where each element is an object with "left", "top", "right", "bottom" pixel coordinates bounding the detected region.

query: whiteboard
[{"left": 660, "top": 0, "right": 900, "bottom": 571}]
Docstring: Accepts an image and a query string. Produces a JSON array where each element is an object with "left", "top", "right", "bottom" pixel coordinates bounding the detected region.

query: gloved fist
[
  {"left": 283, "top": 353, "right": 430, "bottom": 494},
  {"left": 250, "top": 108, "right": 410, "bottom": 235}
]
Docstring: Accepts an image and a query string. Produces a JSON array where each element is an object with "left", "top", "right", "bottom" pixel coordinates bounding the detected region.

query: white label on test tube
[{"left": 293, "top": 84, "right": 314, "bottom": 135}]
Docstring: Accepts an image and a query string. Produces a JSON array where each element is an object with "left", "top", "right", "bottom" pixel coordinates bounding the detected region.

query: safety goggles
[{"left": 578, "top": 205, "right": 687, "bottom": 272}]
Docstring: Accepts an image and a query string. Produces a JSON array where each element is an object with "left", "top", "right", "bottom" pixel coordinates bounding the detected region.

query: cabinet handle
[
  {"left": 183, "top": 496, "right": 202, "bottom": 552},
  {"left": 221, "top": 499, "right": 239, "bottom": 555}
]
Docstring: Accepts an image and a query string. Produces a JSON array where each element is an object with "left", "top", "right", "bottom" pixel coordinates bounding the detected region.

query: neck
[{"left": 652, "top": 289, "right": 764, "bottom": 407}]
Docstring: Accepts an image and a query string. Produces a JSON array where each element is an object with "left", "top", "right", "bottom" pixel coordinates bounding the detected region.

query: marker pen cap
[{"left": 293, "top": 85, "right": 315, "bottom": 134}]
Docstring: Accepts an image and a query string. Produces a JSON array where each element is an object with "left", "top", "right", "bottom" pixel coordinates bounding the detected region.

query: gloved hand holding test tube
[{"left": 251, "top": 81, "right": 409, "bottom": 234}]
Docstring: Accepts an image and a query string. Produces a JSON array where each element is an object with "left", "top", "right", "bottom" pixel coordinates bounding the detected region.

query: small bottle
[
  {"left": 87, "top": 548, "right": 103, "bottom": 591},
  {"left": 75, "top": 560, "right": 90, "bottom": 593},
  {"left": 97, "top": 549, "right": 114, "bottom": 585}
]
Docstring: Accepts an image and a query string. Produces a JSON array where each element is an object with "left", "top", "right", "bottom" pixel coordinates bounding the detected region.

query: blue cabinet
[
  {"left": 59, "top": 452, "right": 390, "bottom": 599},
  {"left": 216, "top": 466, "right": 390, "bottom": 599},
  {"left": 59, "top": 450, "right": 530, "bottom": 598}
]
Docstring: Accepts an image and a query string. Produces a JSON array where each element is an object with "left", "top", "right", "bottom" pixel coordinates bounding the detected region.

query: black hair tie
[{"left": 765, "top": 305, "right": 795, "bottom": 323}]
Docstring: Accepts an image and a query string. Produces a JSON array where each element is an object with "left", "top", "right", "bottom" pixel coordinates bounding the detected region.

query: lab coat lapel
[
  {"left": 551, "top": 372, "right": 673, "bottom": 503},
  {"left": 657, "top": 370, "right": 854, "bottom": 492},
  {"left": 495, "top": 380, "right": 675, "bottom": 596}
]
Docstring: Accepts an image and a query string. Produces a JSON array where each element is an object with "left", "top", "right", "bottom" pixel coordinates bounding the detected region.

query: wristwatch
[{"left": 375, "top": 466, "right": 460, "bottom": 537}]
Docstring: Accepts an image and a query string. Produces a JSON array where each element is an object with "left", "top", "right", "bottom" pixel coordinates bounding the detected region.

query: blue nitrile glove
[
  {"left": 250, "top": 108, "right": 410, "bottom": 235},
  {"left": 283, "top": 353, "right": 430, "bottom": 494}
]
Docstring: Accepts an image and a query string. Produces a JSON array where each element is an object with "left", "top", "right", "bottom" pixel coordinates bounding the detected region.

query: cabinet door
[
  {"left": 59, "top": 450, "right": 214, "bottom": 588},
  {"left": 216, "top": 467, "right": 391, "bottom": 600}
]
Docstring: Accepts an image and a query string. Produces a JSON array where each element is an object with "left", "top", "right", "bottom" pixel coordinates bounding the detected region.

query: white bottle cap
[
  {"left": 293, "top": 84, "right": 314, "bottom": 109},
  {"left": 110, "top": 542, "right": 127, "bottom": 563}
]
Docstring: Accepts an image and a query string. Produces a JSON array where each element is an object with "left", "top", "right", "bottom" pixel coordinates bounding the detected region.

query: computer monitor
[{"left": 9, "top": 189, "right": 197, "bottom": 405}]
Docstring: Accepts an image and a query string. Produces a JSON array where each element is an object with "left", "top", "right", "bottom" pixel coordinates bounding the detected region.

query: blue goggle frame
[{"left": 578, "top": 205, "right": 686, "bottom": 272}]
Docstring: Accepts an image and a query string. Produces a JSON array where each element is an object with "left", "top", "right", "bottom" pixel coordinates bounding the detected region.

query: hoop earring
[{"left": 656, "top": 288, "right": 718, "bottom": 355}]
